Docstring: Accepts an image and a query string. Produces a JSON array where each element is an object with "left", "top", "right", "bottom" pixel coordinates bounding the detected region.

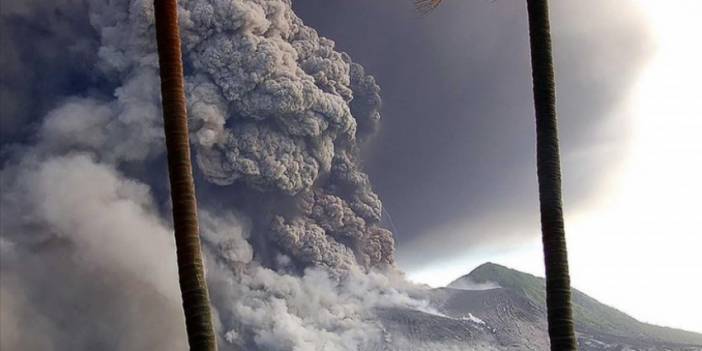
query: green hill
[{"left": 450, "top": 262, "right": 702, "bottom": 346}]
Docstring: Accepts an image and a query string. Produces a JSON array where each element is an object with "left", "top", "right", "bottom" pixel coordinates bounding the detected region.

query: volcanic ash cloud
[
  {"left": 0, "top": 1, "right": 422, "bottom": 350},
  {"left": 177, "top": 0, "right": 393, "bottom": 272}
]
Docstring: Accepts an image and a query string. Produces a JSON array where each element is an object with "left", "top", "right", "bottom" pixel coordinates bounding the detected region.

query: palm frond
[{"left": 415, "top": 0, "right": 443, "bottom": 14}]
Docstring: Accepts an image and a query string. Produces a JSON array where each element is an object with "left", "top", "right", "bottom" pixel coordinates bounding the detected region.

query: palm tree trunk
[
  {"left": 153, "top": 1, "right": 218, "bottom": 350},
  {"left": 525, "top": 0, "right": 578, "bottom": 350}
]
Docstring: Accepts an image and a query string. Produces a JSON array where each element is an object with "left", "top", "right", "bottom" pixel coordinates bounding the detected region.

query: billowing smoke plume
[
  {"left": 177, "top": 0, "right": 393, "bottom": 271},
  {"left": 0, "top": 0, "right": 433, "bottom": 350},
  {"left": 58, "top": 0, "right": 394, "bottom": 272}
]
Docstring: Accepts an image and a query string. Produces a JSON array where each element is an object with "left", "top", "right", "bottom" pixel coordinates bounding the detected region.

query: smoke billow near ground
[{"left": 0, "top": 1, "right": 440, "bottom": 350}]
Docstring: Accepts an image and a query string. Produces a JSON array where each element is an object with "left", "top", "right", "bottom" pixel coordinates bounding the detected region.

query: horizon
[
  {"left": 1, "top": 0, "right": 700, "bottom": 348},
  {"left": 398, "top": 0, "right": 701, "bottom": 334},
  {"left": 411, "top": 259, "right": 702, "bottom": 334}
]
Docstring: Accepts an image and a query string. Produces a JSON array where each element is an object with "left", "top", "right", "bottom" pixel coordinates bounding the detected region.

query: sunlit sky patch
[{"left": 408, "top": 0, "right": 702, "bottom": 333}]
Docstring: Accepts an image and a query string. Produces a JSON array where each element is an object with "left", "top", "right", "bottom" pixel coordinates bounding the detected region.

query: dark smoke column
[
  {"left": 154, "top": 0, "right": 217, "bottom": 350},
  {"left": 181, "top": 0, "right": 396, "bottom": 274}
]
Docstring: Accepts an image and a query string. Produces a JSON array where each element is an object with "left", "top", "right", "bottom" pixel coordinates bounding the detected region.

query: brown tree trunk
[
  {"left": 153, "top": 1, "right": 218, "bottom": 350},
  {"left": 525, "top": 0, "right": 578, "bottom": 350}
]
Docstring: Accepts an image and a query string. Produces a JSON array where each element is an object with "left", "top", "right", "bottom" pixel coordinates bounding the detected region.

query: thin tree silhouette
[
  {"left": 153, "top": 0, "right": 218, "bottom": 350},
  {"left": 415, "top": 0, "right": 578, "bottom": 349}
]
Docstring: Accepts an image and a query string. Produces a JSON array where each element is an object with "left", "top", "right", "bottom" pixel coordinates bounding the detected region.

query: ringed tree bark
[
  {"left": 525, "top": 1, "right": 578, "bottom": 349},
  {"left": 415, "top": 0, "right": 578, "bottom": 349},
  {"left": 153, "top": 0, "right": 218, "bottom": 350}
]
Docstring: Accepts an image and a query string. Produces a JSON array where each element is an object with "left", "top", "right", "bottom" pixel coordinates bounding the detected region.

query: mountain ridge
[
  {"left": 373, "top": 261, "right": 702, "bottom": 350},
  {"left": 448, "top": 262, "right": 702, "bottom": 346}
]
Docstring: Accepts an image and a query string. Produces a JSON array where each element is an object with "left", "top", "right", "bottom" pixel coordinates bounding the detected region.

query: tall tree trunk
[
  {"left": 153, "top": 1, "right": 218, "bottom": 350},
  {"left": 525, "top": 0, "right": 578, "bottom": 350}
]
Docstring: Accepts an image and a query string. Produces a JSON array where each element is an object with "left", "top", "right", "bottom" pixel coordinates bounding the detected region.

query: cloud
[
  {"left": 291, "top": 0, "right": 654, "bottom": 269},
  {"left": 1, "top": 0, "right": 653, "bottom": 348},
  {"left": 0, "top": 153, "right": 186, "bottom": 350},
  {"left": 448, "top": 277, "right": 500, "bottom": 291},
  {"left": 0, "top": 0, "right": 427, "bottom": 350},
  {"left": 0, "top": 0, "right": 101, "bottom": 143}
]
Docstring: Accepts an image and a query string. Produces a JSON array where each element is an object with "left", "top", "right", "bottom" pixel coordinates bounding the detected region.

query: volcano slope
[{"left": 376, "top": 263, "right": 702, "bottom": 351}]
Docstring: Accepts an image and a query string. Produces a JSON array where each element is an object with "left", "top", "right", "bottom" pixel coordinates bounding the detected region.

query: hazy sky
[
  {"left": 293, "top": 0, "right": 701, "bottom": 333},
  {"left": 1, "top": 0, "right": 699, "bottom": 340}
]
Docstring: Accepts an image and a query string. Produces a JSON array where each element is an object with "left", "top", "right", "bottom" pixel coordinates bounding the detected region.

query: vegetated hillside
[
  {"left": 374, "top": 262, "right": 701, "bottom": 350},
  {"left": 448, "top": 262, "right": 702, "bottom": 348}
]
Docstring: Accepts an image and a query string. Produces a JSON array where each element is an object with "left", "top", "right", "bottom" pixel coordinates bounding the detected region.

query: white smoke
[
  {"left": 448, "top": 277, "right": 501, "bottom": 291},
  {"left": 0, "top": 153, "right": 188, "bottom": 350},
  {"left": 0, "top": 0, "right": 430, "bottom": 350}
]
